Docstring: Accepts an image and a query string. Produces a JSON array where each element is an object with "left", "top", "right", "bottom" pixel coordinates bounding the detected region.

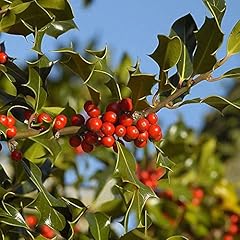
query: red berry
[
  {"left": 229, "top": 224, "right": 238, "bottom": 235},
  {"left": 54, "top": 114, "right": 67, "bottom": 130},
  {"left": 6, "top": 126, "right": 17, "bottom": 138},
  {"left": 74, "top": 145, "right": 84, "bottom": 154},
  {"left": 39, "top": 225, "right": 56, "bottom": 239},
  {"left": 115, "top": 125, "right": 126, "bottom": 137},
  {"left": 84, "top": 100, "right": 95, "bottom": 112},
  {"left": 25, "top": 215, "right": 38, "bottom": 228},
  {"left": 120, "top": 98, "right": 133, "bottom": 112},
  {"left": 7, "top": 115, "right": 16, "bottom": 127},
  {"left": 0, "top": 115, "right": 8, "bottom": 126},
  {"left": 148, "top": 124, "right": 162, "bottom": 139},
  {"left": 146, "top": 113, "right": 158, "bottom": 124},
  {"left": 86, "top": 118, "right": 102, "bottom": 132},
  {"left": 69, "top": 135, "right": 82, "bottom": 147},
  {"left": 81, "top": 141, "right": 94, "bottom": 153},
  {"left": 106, "top": 102, "right": 119, "bottom": 113},
  {"left": 192, "top": 188, "right": 204, "bottom": 199},
  {"left": 102, "top": 111, "right": 117, "bottom": 124},
  {"left": 126, "top": 126, "right": 139, "bottom": 140},
  {"left": 0, "top": 52, "right": 8, "bottom": 64},
  {"left": 230, "top": 214, "right": 239, "bottom": 223},
  {"left": 87, "top": 107, "right": 101, "bottom": 118},
  {"left": 11, "top": 150, "right": 22, "bottom": 161},
  {"left": 136, "top": 118, "right": 150, "bottom": 132},
  {"left": 37, "top": 113, "right": 52, "bottom": 123},
  {"left": 223, "top": 235, "right": 233, "bottom": 240},
  {"left": 134, "top": 139, "right": 147, "bottom": 148},
  {"left": 137, "top": 131, "right": 149, "bottom": 142},
  {"left": 71, "top": 114, "right": 85, "bottom": 126},
  {"left": 24, "top": 110, "right": 33, "bottom": 120},
  {"left": 101, "top": 122, "right": 115, "bottom": 136},
  {"left": 84, "top": 131, "right": 98, "bottom": 145},
  {"left": 119, "top": 114, "right": 133, "bottom": 127},
  {"left": 101, "top": 136, "right": 115, "bottom": 148}
]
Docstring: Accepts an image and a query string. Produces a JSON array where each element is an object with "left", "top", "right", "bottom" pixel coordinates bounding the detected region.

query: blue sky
[{"left": 2, "top": 0, "right": 240, "bottom": 132}]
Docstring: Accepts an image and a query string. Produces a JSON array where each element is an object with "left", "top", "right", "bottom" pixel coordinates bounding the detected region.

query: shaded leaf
[
  {"left": 221, "top": 68, "right": 240, "bottom": 79},
  {"left": 105, "top": 77, "right": 122, "bottom": 102},
  {"left": 85, "top": 212, "right": 110, "bottom": 240},
  {"left": 227, "top": 20, "right": 240, "bottom": 55},
  {"left": 46, "top": 20, "right": 77, "bottom": 38},
  {"left": 87, "top": 85, "right": 101, "bottom": 106},
  {"left": 127, "top": 74, "right": 156, "bottom": 109},
  {"left": 167, "top": 236, "right": 189, "bottom": 240},
  {"left": 203, "top": 0, "right": 226, "bottom": 28},
  {"left": 119, "top": 228, "right": 146, "bottom": 240},
  {"left": 170, "top": 14, "right": 197, "bottom": 84},
  {"left": 0, "top": 165, "right": 11, "bottom": 188},
  {"left": 193, "top": 17, "right": 223, "bottom": 74},
  {"left": 32, "top": 28, "right": 45, "bottom": 55},
  {"left": 86, "top": 46, "right": 108, "bottom": 59},
  {"left": 149, "top": 35, "right": 182, "bottom": 71}
]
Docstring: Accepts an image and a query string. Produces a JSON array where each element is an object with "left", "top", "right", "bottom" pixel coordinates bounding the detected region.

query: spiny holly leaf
[
  {"left": 31, "top": 192, "right": 66, "bottom": 231},
  {"left": 115, "top": 143, "right": 156, "bottom": 227},
  {"left": 85, "top": 212, "right": 111, "bottom": 240},
  {"left": 221, "top": 68, "right": 240, "bottom": 79},
  {"left": 37, "top": 0, "right": 66, "bottom": 10},
  {"left": 86, "top": 46, "right": 108, "bottom": 59},
  {"left": 193, "top": 17, "right": 223, "bottom": 74},
  {"left": 87, "top": 85, "right": 101, "bottom": 106},
  {"left": 170, "top": 14, "right": 197, "bottom": 85},
  {"left": 32, "top": 28, "right": 46, "bottom": 55},
  {"left": 0, "top": 165, "right": 11, "bottom": 188},
  {"left": 23, "top": 66, "right": 47, "bottom": 112},
  {"left": 54, "top": 48, "right": 95, "bottom": 83},
  {"left": 203, "top": 0, "right": 226, "bottom": 28},
  {"left": 118, "top": 228, "right": 145, "bottom": 240},
  {"left": 227, "top": 20, "right": 240, "bottom": 55},
  {"left": 105, "top": 77, "right": 122, "bottom": 102},
  {"left": 127, "top": 74, "right": 156, "bottom": 110},
  {"left": 46, "top": 20, "right": 77, "bottom": 38},
  {"left": 22, "top": 160, "right": 65, "bottom": 207},
  {"left": 166, "top": 236, "right": 189, "bottom": 240},
  {"left": 0, "top": 1, "right": 53, "bottom": 36},
  {"left": 29, "top": 128, "right": 61, "bottom": 161},
  {"left": 149, "top": 35, "right": 182, "bottom": 71}
]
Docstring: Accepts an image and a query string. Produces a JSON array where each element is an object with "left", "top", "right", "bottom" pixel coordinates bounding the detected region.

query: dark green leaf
[
  {"left": 86, "top": 46, "right": 108, "bottom": 59},
  {"left": 85, "top": 212, "right": 111, "bottom": 240},
  {"left": 119, "top": 228, "right": 146, "bottom": 240},
  {"left": 166, "top": 236, "right": 189, "bottom": 240},
  {"left": 149, "top": 35, "right": 182, "bottom": 71},
  {"left": 55, "top": 48, "right": 95, "bottom": 83},
  {"left": 0, "top": 165, "right": 11, "bottom": 188},
  {"left": 203, "top": 0, "right": 226, "bottom": 28},
  {"left": 227, "top": 20, "right": 240, "bottom": 55},
  {"left": 32, "top": 28, "right": 45, "bottom": 55},
  {"left": 127, "top": 74, "right": 156, "bottom": 109},
  {"left": 46, "top": 20, "right": 77, "bottom": 38},
  {"left": 37, "top": 0, "right": 66, "bottom": 10},
  {"left": 193, "top": 17, "right": 223, "bottom": 74},
  {"left": 105, "top": 77, "right": 122, "bottom": 102},
  {"left": 170, "top": 14, "right": 197, "bottom": 84},
  {"left": 221, "top": 68, "right": 240, "bottom": 79},
  {"left": 87, "top": 85, "right": 101, "bottom": 106}
]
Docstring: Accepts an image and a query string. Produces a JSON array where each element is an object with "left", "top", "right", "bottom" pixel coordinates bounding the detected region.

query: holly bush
[{"left": 0, "top": 0, "right": 240, "bottom": 239}]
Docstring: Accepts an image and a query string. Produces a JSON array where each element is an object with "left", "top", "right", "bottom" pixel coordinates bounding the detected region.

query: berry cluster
[
  {"left": 223, "top": 213, "right": 240, "bottom": 240},
  {"left": 191, "top": 187, "right": 204, "bottom": 206},
  {"left": 136, "top": 164, "right": 166, "bottom": 188},
  {"left": 25, "top": 215, "right": 56, "bottom": 239},
  {"left": 69, "top": 98, "right": 163, "bottom": 153},
  {"left": 0, "top": 51, "right": 8, "bottom": 64}
]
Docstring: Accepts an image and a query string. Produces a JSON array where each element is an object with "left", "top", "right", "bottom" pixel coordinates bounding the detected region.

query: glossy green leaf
[
  {"left": 127, "top": 74, "right": 156, "bottom": 109},
  {"left": 105, "top": 77, "right": 122, "bottom": 102},
  {"left": 85, "top": 212, "right": 110, "bottom": 240},
  {"left": 32, "top": 28, "right": 45, "bottom": 55},
  {"left": 86, "top": 46, "right": 108, "bottom": 59},
  {"left": 87, "top": 85, "right": 101, "bottom": 106},
  {"left": 22, "top": 160, "right": 66, "bottom": 209},
  {"left": 37, "top": 0, "right": 66, "bottom": 10},
  {"left": 193, "top": 17, "right": 223, "bottom": 74},
  {"left": 0, "top": 165, "right": 11, "bottom": 188},
  {"left": 221, "top": 68, "right": 240, "bottom": 79},
  {"left": 149, "top": 35, "right": 182, "bottom": 71},
  {"left": 166, "top": 236, "right": 189, "bottom": 240},
  {"left": 119, "top": 228, "right": 145, "bottom": 240},
  {"left": 203, "top": 0, "right": 226, "bottom": 28},
  {"left": 170, "top": 14, "right": 197, "bottom": 84},
  {"left": 55, "top": 48, "right": 95, "bottom": 83},
  {"left": 10, "top": 2, "right": 31, "bottom": 15},
  {"left": 46, "top": 20, "right": 77, "bottom": 38},
  {"left": 23, "top": 142, "right": 47, "bottom": 164},
  {"left": 227, "top": 20, "right": 240, "bottom": 55},
  {"left": 31, "top": 192, "right": 66, "bottom": 230},
  {"left": 29, "top": 128, "right": 61, "bottom": 161},
  {"left": 23, "top": 66, "right": 47, "bottom": 112},
  {"left": 115, "top": 143, "right": 156, "bottom": 227}
]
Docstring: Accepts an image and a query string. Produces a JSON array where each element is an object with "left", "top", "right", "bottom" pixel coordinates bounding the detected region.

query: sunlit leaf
[
  {"left": 227, "top": 20, "right": 240, "bottom": 55},
  {"left": 193, "top": 17, "right": 223, "bottom": 74},
  {"left": 149, "top": 35, "right": 182, "bottom": 71},
  {"left": 166, "top": 236, "right": 189, "bottom": 240},
  {"left": 86, "top": 46, "right": 107, "bottom": 59}
]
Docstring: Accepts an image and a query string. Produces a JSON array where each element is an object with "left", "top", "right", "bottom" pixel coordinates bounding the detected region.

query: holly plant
[{"left": 0, "top": 0, "right": 240, "bottom": 239}]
